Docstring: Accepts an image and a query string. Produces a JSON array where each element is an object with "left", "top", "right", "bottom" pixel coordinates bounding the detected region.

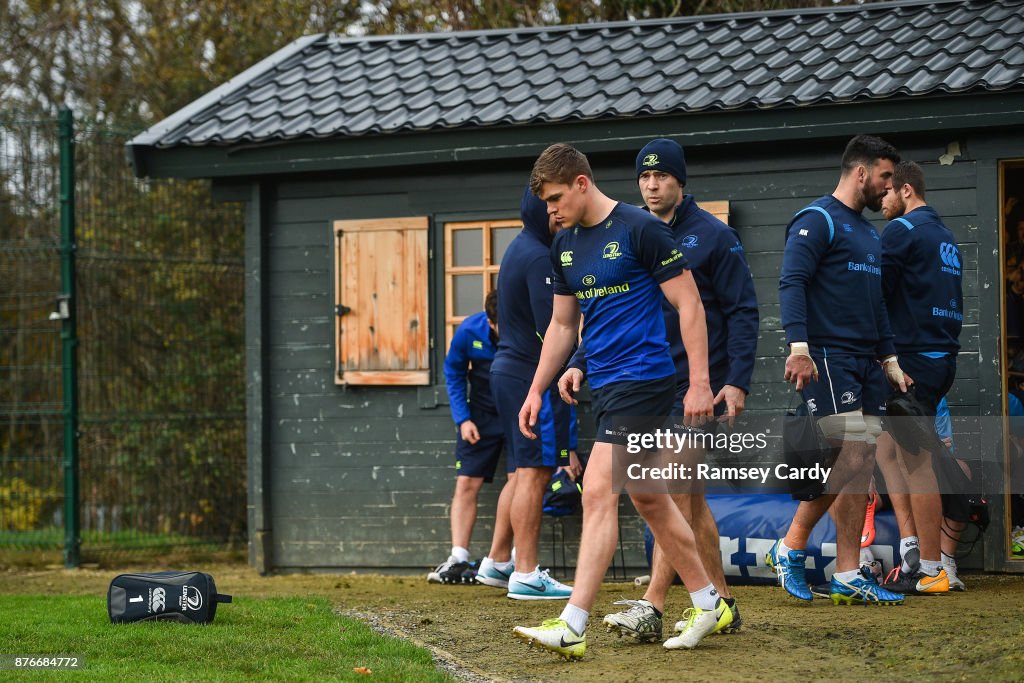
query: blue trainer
[
  {"left": 830, "top": 566, "right": 905, "bottom": 605},
  {"left": 507, "top": 568, "right": 573, "bottom": 601},
  {"left": 766, "top": 539, "right": 813, "bottom": 601},
  {"left": 475, "top": 558, "right": 513, "bottom": 588}
]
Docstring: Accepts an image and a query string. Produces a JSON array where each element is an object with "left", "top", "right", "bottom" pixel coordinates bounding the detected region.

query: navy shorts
[
  {"left": 591, "top": 374, "right": 676, "bottom": 446},
  {"left": 801, "top": 352, "right": 887, "bottom": 417},
  {"left": 898, "top": 353, "right": 956, "bottom": 414},
  {"left": 454, "top": 410, "right": 508, "bottom": 481},
  {"left": 669, "top": 380, "right": 728, "bottom": 427},
  {"left": 491, "top": 370, "right": 570, "bottom": 470}
]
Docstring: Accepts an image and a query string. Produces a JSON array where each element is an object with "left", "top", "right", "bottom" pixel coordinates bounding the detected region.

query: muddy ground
[{"left": 2, "top": 564, "right": 1023, "bottom": 682}]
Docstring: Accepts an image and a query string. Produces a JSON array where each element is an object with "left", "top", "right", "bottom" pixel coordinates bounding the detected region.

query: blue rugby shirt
[
  {"left": 779, "top": 195, "right": 896, "bottom": 358},
  {"left": 444, "top": 310, "right": 497, "bottom": 426},
  {"left": 551, "top": 202, "right": 686, "bottom": 389},
  {"left": 880, "top": 205, "right": 963, "bottom": 354}
]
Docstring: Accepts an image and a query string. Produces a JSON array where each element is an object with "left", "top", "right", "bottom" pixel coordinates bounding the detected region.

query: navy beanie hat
[{"left": 636, "top": 138, "right": 686, "bottom": 185}]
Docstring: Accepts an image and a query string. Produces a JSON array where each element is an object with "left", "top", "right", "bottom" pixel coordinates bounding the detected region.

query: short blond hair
[{"left": 529, "top": 143, "right": 593, "bottom": 196}]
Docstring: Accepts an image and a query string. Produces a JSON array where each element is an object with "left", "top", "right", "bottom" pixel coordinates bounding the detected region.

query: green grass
[
  {"left": 0, "top": 595, "right": 452, "bottom": 682},
  {"left": 0, "top": 530, "right": 248, "bottom": 569}
]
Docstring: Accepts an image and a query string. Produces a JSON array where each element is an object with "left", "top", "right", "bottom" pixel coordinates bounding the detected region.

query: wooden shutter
[
  {"left": 701, "top": 200, "right": 729, "bottom": 224},
  {"left": 334, "top": 217, "right": 429, "bottom": 385}
]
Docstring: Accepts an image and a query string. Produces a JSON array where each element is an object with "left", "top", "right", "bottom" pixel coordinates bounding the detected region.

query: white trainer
[{"left": 663, "top": 598, "right": 733, "bottom": 650}]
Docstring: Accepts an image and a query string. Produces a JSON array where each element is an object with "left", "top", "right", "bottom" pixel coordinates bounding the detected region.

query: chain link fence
[
  {"left": 1, "top": 110, "right": 246, "bottom": 563},
  {"left": 0, "top": 114, "right": 64, "bottom": 552}
]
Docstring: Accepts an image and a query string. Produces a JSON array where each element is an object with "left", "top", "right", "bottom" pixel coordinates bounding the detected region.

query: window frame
[{"left": 442, "top": 218, "right": 522, "bottom": 351}]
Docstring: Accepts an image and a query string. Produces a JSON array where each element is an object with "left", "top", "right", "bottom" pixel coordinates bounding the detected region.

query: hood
[{"left": 520, "top": 185, "right": 553, "bottom": 247}]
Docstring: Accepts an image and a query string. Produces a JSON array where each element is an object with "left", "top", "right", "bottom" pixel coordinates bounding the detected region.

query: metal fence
[{"left": 0, "top": 109, "right": 246, "bottom": 564}]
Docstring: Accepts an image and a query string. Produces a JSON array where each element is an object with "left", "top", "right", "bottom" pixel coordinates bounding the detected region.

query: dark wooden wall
[{"left": 245, "top": 130, "right": 1007, "bottom": 573}]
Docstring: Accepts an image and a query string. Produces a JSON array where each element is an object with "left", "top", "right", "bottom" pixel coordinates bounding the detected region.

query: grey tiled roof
[{"left": 131, "top": 0, "right": 1024, "bottom": 148}]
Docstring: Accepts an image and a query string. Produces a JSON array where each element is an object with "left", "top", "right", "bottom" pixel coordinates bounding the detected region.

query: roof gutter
[{"left": 127, "top": 91, "right": 1024, "bottom": 180}]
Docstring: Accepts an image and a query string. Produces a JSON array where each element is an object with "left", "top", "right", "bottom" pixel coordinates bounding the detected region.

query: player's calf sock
[
  {"left": 493, "top": 558, "right": 514, "bottom": 572},
  {"left": 646, "top": 599, "right": 664, "bottom": 618},
  {"left": 919, "top": 559, "right": 942, "bottom": 576},
  {"left": 451, "top": 546, "right": 470, "bottom": 563},
  {"left": 833, "top": 569, "right": 861, "bottom": 583},
  {"left": 899, "top": 536, "right": 920, "bottom": 572},
  {"left": 689, "top": 583, "right": 719, "bottom": 611},
  {"left": 560, "top": 603, "right": 588, "bottom": 635}
]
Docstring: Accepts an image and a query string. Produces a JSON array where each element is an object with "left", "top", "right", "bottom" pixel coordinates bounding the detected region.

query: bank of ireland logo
[
  {"left": 583, "top": 274, "right": 597, "bottom": 286},
  {"left": 939, "top": 242, "right": 961, "bottom": 268},
  {"left": 867, "top": 253, "right": 876, "bottom": 263},
  {"left": 950, "top": 298, "right": 958, "bottom": 309},
  {"left": 602, "top": 241, "right": 621, "bottom": 260},
  {"left": 560, "top": 250, "right": 573, "bottom": 267},
  {"left": 642, "top": 153, "right": 659, "bottom": 167}
]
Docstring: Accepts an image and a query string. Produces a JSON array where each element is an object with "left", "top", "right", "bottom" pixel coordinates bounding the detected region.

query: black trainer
[
  {"left": 880, "top": 570, "right": 918, "bottom": 594},
  {"left": 427, "top": 557, "right": 473, "bottom": 584},
  {"left": 811, "top": 582, "right": 832, "bottom": 599},
  {"left": 882, "top": 568, "right": 949, "bottom": 595},
  {"left": 458, "top": 560, "right": 479, "bottom": 583},
  {"left": 719, "top": 598, "right": 743, "bottom": 634}
]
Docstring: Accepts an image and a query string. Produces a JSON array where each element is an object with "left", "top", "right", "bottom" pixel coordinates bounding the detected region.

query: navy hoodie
[
  {"left": 491, "top": 187, "right": 560, "bottom": 378},
  {"left": 492, "top": 187, "right": 574, "bottom": 451},
  {"left": 663, "top": 196, "right": 759, "bottom": 392},
  {"left": 569, "top": 197, "right": 758, "bottom": 392},
  {"left": 880, "top": 205, "right": 963, "bottom": 353},
  {"left": 779, "top": 195, "right": 896, "bottom": 357}
]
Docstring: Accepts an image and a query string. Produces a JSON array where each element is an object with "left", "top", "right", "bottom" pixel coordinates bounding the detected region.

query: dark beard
[{"left": 865, "top": 189, "right": 886, "bottom": 213}]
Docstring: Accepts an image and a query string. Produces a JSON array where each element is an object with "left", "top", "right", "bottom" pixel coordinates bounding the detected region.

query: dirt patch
[{"left": 2, "top": 564, "right": 1023, "bottom": 682}]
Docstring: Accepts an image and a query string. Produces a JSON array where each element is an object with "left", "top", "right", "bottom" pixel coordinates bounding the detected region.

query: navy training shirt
[
  {"left": 492, "top": 187, "right": 576, "bottom": 455},
  {"left": 492, "top": 187, "right": 559, "bottom": 378},
  {"left": 444, "top": 310, "right": 497, "bottom": 426},
  {"left": 551, "top": 202, "right": 686, "bottom": 389},
  {"left": 664, "top": 196, "right": 759, "bottom": 392},
  {"left": 779, "top": 195, "right": 896, "bottom": 357},
  {"left": 880, "top": 205, "right": 963, "bottom": 354}
]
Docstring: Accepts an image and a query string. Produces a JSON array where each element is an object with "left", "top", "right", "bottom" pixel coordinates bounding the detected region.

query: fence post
[{"left": 58, "top": 106, "right": 80, "bottom": 568}]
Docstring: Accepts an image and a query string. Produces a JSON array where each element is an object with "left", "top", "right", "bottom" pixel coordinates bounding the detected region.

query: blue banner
[{"left": 643, "top": 493, "right": 900, "bottom": 585}]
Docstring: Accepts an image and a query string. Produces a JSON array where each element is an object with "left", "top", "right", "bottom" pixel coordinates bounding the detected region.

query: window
[
  {"left": 444, "top": 219, "right": 520, "bottom": 348},
  {"left": 334, "top": 217, "right": 429, "bottom": 385},
  {"left": 440, "top": 202, "right": 731, "bottom": 350}
]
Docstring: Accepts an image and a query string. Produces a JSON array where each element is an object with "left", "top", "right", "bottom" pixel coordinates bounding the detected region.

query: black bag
[
  {"left": 783, "top": 398, "right": 838, "bottom": 501},
  {"left": 543, "top": 469, "right": 582, "bottom": 516},
  {"left": 108, "top": 571, "right": 232, "bottom": 624},
  {"left": 885, "top": 388, "right": 946, "bottom": 459},
  {"left": 542, "top": 452, "right": 588, "bottom": 517},
  {"left": 885, "top": 389, "right": 977, "bottom": 523}
]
